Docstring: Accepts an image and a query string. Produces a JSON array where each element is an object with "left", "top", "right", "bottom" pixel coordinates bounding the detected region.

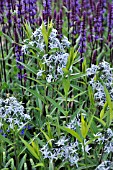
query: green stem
[
  {"left": 66, "top": 96, "right": 68, "bottom": 123},
  {"left": 0, "top": 143, "right": 3, "bottom": 169},
  {"left": 14, "top": 130, "right": 19, "bottom": 169},
  {"left": 83, "top": 140, "right": 87, "bottom": 168}
]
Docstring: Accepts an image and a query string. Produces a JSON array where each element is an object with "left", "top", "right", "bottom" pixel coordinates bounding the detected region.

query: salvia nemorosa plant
[
  {"left": 66, "top": 0, "right": 71, "bottom": 40},
  {"left": 93, "top": 2, "right": 104, "bottom": 49},
  {"left": 42, "top": 0, "right": 52, "bottom": 24},
  {"left": 79, "top": 11, "right": 86, "bottom": 71},
  {"left": 70, "top": 0, "right": 80, "bottom": 46},
  {"left": 107, "top": 2, "right": 113, "bottom": 63},
  {"left": 55, "top": 9, "right": 63, "bottom": 39}
]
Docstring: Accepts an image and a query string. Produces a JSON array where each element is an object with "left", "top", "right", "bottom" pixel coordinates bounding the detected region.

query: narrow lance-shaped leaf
[
  {"left": 24, "top": 22, "right": 32, "bottom": 39},
  {"left": 2, "top": 32, "right": 14, "bottom": 43},
  {"left": 81, "top": 114, "right": 94, "bottom": 139},
  {"left": 104, "top": 85, "right": 113, "bottom": 124},
  {"left": 17, "top": 61, "right": 37, "bottom": 75},
  {"left": 100, "top": 101, "right": 108, "bottom": 119},
  {"left": 94, "top": 116, "right": 106, "bottom": 127},
  {"left": 0, "top": 134, "right": 12, "bottom": 144},
  {"left": 20, "top": 137, "right": 39, "bottom": 160},
  {"left": 41, "top": 22, "right": 48, "bottom": 47},
  {"left": 32, "top": 141, "right": 40, "bottom": 158},
  {"left": 62, "top": 77, "right": 70, "bottom": 97},
  {"left": 81, "top": 115, "right": 88, "bottom": 139},
  {"left": 88, "top": 85, "right": 95, "bottom": 107},
  {"left": 66, "top": 47, "right": 77, "bottom": 71},
  {"left": 33, "top": 163, "right": 44, "bottom": 168},
  {"left": 17, "top": 154, "right": 27, "bottom": 170},
  {"left": 46, "top": 96, "right": 66, "bottom": 116},
  {"left": 47, "top": 20, "right": 53, "bottom": 37},
  {"left": 19, "top": 85, "right": 46, "bottom": 104},
  {"left": 54, "top": 125, "right": 83, "bottom": 143},
  {"left": 40, "top": 129, "right": 52, "bottom": 147}
]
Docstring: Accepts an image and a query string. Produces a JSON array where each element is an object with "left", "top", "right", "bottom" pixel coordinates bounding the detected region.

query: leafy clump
[{"left": 22, "top": 24, "right": 71, "bottom": 83}]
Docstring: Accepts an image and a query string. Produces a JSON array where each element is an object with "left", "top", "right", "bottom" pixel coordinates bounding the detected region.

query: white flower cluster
[
  {"left": 95, "top": 161, "right": 113, "bottom": 170},
  {"left": 95, "top": 128, "right": 113, "bottom": 144},
  {"left": 67, "top": 116, "right": 92, "bottom": 155},
  {"left": 94, "top": 128, "right": 113, "bottom": 155},
  {"left": 67, "top": 115, "right": 81, "bottom": 131},
  {"left": 22, "top": 27, "right": 45, "bottom": 54},
  {"left": 0, "top": 97, "right": 31, "bottom": 131},
  {"left": 22, "top": 25, "right": 71, "bottom": 83},
  {"left": 40, "top": 136, "right": 79, "bottom": 167},
  {"left": 86, "top": 61, "right": 113, "bottom": 106}
]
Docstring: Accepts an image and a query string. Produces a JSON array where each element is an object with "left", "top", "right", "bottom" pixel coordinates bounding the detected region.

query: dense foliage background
[{"left": 1, "top": 0, "right": 113, "bottom": 169}]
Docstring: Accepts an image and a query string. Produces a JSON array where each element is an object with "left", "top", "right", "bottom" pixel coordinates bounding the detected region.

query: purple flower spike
[
  {"left": 92, "top": 49, "right": 97, "bottom": 65},
  {"left": 79, "top": 11, "right": 87, "bottom": 54},
  {"left": 42, "top": 0, "right": 52, "bottom": 24}
]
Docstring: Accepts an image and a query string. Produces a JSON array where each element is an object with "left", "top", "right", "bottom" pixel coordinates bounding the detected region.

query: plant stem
[{"left": 83, "top": 140, "right": 87, "bottom": 168}]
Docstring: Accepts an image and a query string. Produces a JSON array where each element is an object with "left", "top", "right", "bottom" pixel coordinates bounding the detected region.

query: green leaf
[
  {"left": 104, "top": 85, "right": 113, "bottom": 124},
  {"left": 24, "top": 22, "right": 32, "bottom": 38},
  {"left": 82, "top": 57, "right": 87, "bottom": 73},
  {"left": 62, "top": 68, "right": 69, "bottom": 75},
  {"left": 88, "top": 85, "right": 95, "bottom": 107},
  {"left": 19, "top": 86, "right": 46, "bottom": 104},
  {"left": 58, "top": 125, "right": 83, "bottom": 143},
  {"left": 100, "top": 101, "right": 108, "bottom": 119},
  {"left": 66, "top": 47, "right": 77, "bottom": 70},
  {"left": 94, "top": 116, "right": 106, "bottom": 127},
  {"left": 41, "top": 22, "right": 48, "bottom": 47},
  {"left": 62, "top": 77, "right": 70, "bottom": 97},
  {"left": 31, "top": 141, "right": 40, "bottom": 158},
  {"left": 70, "top": 73, "right": 86, "bottom": 80},
  {"left": 74, "top": 35, "right": 81, "bottom": 50},
  {"left": 0, "top": 30, "right": 3, "bottom": 36},
  {"left": 17, "top": 61, "right": 37, "bottom": 75},
  {"left": 97, "top": 50, "right": 105, "bottom": 64},
  {"left": 2, "top": 33, "right": 14, "bottom": 43},
  {"left": 20, "top": 137, "right": 39, "bottom": 160},
  {"left": 1, "top": 82, "right": 9, "bottom": 90},
  {"left": 47, "top": 122, "right": 53, "bottom": 139},
  {"left": 46, "top": 96, "right": 66, "bottom": 116},
  {"left": 72, "top": 91, "right": 87, "bottom": 100},
  {"left": 17, "top": 154, "right": 27, "bottom": 170},
  {"left": 81, "top": 115, "right": 88, "bottom": 138},
  {"left": 57, "top": 161, "right": 68, "bottom": 170},
  {"left": 0, "top": 134, "right": 12, "bottom": 144},
  {"left": 40, "top": 129, "right": 52, "bottom": 147},
  {"left": 49, "top": 160, "right": 54, "bottom": 170},
  {"left": 81, "top": 114, "right": 94, "bottom": 139},
  {"left": 27, "top": 77, "right": 45, "bottom": 86},
  {"left": 33, "top": 163, "right": 44, "bottom": 168},
  {"left": 62, "top": 6, "right": 69, "bottom": 13},
  {"left": 4, "top": 47, "right": 14, "bottom": 60},
  {"left": 47, "top": 20, "right": 53, "bottom": 37},
  {"left": 27, "top": 44, "right": 42, "bottom": 53}
]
